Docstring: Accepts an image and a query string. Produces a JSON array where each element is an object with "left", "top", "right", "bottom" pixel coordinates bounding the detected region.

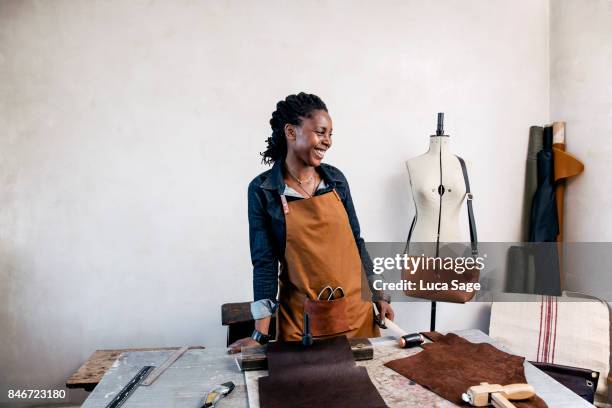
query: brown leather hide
[
  {"left": 258, "top": 336, "right": 387, "bottom": 408},
  {"left": 384, "top": 333, "right": 548, "bottom": 407}
]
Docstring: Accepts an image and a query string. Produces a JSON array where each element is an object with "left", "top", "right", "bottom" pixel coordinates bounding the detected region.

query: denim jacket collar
[{"left": 260, "top": 160, "right": 341, "bottom": 193}]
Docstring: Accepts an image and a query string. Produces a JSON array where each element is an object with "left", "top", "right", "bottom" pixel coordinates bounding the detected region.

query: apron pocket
[{"left": 304, "top": 296, "right": 351, "bottom": 337}]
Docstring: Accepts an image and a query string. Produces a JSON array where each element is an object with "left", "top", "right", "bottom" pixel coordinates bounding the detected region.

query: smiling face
[{"left": 285, "top": 109, "right": 333, "bottom": 167}]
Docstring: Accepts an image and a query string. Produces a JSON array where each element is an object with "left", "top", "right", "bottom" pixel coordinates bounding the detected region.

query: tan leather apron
[{"left": 277, "top": 189, "right": 380, "bottom": 341}]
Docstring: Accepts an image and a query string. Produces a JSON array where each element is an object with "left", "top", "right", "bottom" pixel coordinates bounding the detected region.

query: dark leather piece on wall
[
  {"left": 384, "top": 333, "right": 548, "bottom": 408},
  {"left": 522, "top": 126, "right": 544, "bottom": 241},
  {"left": 530, "top": 127, "right": 559, "bottom": 243},
  {"left": 529, "top": 127, "right": 561, "bottom": 296},
  {"left": 259, "top": 336, "right": 387, "bottom": 408}
]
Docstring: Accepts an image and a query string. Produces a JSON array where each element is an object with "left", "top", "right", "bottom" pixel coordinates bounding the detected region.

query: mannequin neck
[{"left": 426, "top": 135, "right": 450, "bottom": 156}]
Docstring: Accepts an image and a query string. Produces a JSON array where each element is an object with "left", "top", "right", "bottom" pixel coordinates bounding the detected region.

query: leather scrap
[
  {"left": 259, "top": 336, "right": 387, "bottom": 408},
  {"left": 384, "top": 333, "right": 547, "bottom": 407}
]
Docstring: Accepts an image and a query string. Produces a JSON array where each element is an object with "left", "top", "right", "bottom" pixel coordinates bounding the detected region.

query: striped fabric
[
  {"left": 489, "top": 294, "right": 610, "bottom": 407},
  {"left": 537, "top": 296, "right": 559, "bottom": 363}
]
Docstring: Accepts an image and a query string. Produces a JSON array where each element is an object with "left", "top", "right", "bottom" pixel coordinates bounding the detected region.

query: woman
[{"left": 229, "top": 92, "right": 394, "bottom": 352}]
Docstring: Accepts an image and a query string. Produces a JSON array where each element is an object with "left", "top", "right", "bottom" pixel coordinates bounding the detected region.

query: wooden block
[
  {"left": 238, "top": 338, "right": 373, "bottom": 371},
  {"left": 65, "top": 346, "right": 205, "bottom": 391},
  {"left": 350, "top": 338, "right": 374, "bottom": 361}
]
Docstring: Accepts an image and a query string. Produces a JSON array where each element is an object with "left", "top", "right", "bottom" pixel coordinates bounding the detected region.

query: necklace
[
  {"left": 285, "top": 165, "right": 319, "bottom": 198},
  {"left": 285, "top": 166, "right": 314, "bottom": 185}
]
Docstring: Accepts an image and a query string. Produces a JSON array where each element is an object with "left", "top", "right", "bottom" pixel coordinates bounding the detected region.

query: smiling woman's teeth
[{"left": 314, "top": 148, "right": 325, "bottom": 159}]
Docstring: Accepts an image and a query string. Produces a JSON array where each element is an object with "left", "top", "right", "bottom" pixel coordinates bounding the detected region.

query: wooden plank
[
  {"left": 141, "top": 346, "right": 189, "bottom": 386},
  {"left": 66, "top": 346, "right": 205, "bottom": 391},
  {"left": 221, "top": 302, "right": 252, "bottom": 326},
  {"left": 238, "top": 338, "right": 373, "bottom": 371}
]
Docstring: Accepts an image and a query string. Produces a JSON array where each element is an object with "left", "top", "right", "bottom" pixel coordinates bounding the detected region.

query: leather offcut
[
  {"left": 384, "top": 333, "right": 548, "bottom": 408},
  {"left": 258, "top": 336, "right": 387, "bottom": 408}
]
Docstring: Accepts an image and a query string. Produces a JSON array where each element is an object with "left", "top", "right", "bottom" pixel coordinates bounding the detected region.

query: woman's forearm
[{"left": 255, "top": 316, "right": 271, "bottom": 334}]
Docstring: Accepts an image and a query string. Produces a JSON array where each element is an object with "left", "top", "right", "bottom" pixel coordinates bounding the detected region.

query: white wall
[
  {"left": 550, "top": 0, "right": 612, "bottom": 298},
  {"left": 550, "top": 0, "right": 612, "bottom": 242},
  {"left": 0, "top": 0, "right": 549, "bottom": 404}
]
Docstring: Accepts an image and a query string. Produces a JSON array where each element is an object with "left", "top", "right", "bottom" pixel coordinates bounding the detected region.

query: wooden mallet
[{"left": 377, "top": 318, "right": 425, "bottom": 349}]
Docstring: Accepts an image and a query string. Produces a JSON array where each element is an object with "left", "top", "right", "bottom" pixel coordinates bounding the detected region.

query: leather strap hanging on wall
[
  {"left": 384, "top": 333, "right": 548, "bottom": 408},
  {"left": 402, "top": 155, "right": 479, "bottom": 303},
  {"left": 258, "top": 336, "right": 387, "bottom": 408}
]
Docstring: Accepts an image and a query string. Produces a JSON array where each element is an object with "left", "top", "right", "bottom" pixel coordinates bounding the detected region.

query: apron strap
[
  {"left": 280, "top": 194, "right": 289, "bottom": 214},
  {"left": 282, "top": 189, "right": 340, "bottom": 215},
  {"left": 332, "top": 189, "right": 341, "bottom": 201}
]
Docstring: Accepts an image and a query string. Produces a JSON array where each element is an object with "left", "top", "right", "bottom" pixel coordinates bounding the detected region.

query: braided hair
[{"left": 261, "top": 92, "right": 328, "bottom": 165}]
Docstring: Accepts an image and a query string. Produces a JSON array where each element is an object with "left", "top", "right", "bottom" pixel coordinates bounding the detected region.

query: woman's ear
[{"left": 284, "top": 123, "right": 297, "bottom": 142}]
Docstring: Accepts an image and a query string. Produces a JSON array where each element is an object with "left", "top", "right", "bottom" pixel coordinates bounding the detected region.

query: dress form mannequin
[
  {"left": 405, "top": 113, "right": 470, "bottom": 330},
  {"left": 406, "top": 115, "right": 468, "bottom": 247}
]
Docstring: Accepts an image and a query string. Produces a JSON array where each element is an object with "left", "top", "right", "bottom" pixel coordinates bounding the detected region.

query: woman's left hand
[{"left": 375, "top": 300, "right": 395, "bottom": 322}]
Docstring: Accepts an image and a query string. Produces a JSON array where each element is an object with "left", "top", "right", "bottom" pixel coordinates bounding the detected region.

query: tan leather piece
[
  {"left": 277, "top": 190, "right": 379, "bottom": 341},
  {"left": 553, "top": 147, "right": 584, "bottom": 182},
  {"left": 552, "top": 145, "right": 584, "bottom": 244},
  {"left": 551, "top": 121, "right": 584, "bottom": 243},
  {"left": 551, "top": 122, "right": 584, "bottom": 289}
]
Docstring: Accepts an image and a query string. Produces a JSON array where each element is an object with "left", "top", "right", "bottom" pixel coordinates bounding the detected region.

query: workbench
[{"left": 80, "top": 330, "right": 592, "bottom": 407}]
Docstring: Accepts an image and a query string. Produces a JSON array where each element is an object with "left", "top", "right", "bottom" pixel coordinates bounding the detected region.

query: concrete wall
[{"left": 1, "top": 0, "right": 549, "bottom": 404}]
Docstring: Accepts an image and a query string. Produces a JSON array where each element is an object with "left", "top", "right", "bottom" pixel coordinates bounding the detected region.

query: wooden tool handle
[
  {"left": 381, "top": 319, "right": 407, "bottom": 336},
  {"left": 491, "top": 393, "right": 516, "bottom": 408},
  {"left": 501, "top": 383, "right": 535, "bottom": 400}
]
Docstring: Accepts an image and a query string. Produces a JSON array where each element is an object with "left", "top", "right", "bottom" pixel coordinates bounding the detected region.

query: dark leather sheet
[
  {"left": 259, "top": 336, "right": 387, "bottom": 408},
  {"left": 385, "top": 333, "right": 547, "bottom": 408}
]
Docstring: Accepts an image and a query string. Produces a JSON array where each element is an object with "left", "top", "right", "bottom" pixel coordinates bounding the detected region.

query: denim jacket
[{"left": 248, "top": 160, "right": 384, "bottom": 312}]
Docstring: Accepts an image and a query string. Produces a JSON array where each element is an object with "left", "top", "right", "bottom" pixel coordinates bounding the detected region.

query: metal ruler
[{"left": 104, "top": 365, "right": 154, "bottom": 408}]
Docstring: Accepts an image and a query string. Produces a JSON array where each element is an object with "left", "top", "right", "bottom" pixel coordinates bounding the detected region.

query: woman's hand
[
  {"left": 227, "top": 337, "right": 261, "bottom": 354},
  {"left": 375, "top": 300, "right": 395, "bottom": 322}
]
